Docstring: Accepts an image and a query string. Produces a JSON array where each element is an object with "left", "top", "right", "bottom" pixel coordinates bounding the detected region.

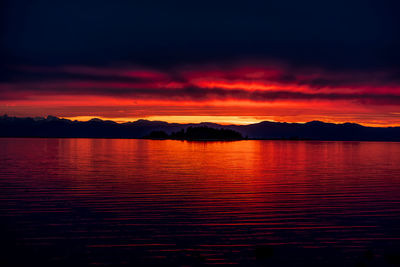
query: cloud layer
[
  {"left": 1, "top": 64, "right": 400, "bottom": 102},
  {"left": 1, "top": 63, "right": 400, "bottom": 126}
]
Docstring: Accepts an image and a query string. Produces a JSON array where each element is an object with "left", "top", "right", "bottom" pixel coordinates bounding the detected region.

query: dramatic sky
[{"left": 1, "top": 0, "right": 400, "bottom": 126}]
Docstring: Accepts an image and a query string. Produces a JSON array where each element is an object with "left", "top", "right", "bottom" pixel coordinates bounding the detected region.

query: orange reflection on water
[{"left": 1, "top": 138, "right": 400, "bottom": 265}]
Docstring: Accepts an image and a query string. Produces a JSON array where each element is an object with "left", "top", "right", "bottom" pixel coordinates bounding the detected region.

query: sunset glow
[
  {"left": 1, "top": 64, "right": 400, "bottom": 126},
  {"left": 2, "top": 1, "right": 400, "bottom": 266},
  {"left": 62, "top": 116, "right": 271, "bottom": 125}
]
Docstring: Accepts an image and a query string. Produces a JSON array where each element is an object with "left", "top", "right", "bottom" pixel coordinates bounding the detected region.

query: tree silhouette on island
[{"left": 145, "top": 126, "right": 244, "bottom": 140}]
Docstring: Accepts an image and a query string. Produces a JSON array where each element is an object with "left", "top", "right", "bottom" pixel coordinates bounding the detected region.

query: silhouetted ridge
[{"left": 1, "top": 115, "right": 400, "bottom": 141}]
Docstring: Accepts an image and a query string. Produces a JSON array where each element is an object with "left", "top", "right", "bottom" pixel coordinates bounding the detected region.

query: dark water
[{"left": 1, "top": 138, "right": 400, "bottom": 266}]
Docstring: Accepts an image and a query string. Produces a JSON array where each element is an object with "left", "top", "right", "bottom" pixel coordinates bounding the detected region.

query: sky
[{"left": 1, "top": 0, "right": 400, "bottom": 126}]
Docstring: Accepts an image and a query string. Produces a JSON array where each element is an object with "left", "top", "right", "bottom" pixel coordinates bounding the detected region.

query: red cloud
[{"left": 1, "top": 63, "right": 400, "bottom": 126}]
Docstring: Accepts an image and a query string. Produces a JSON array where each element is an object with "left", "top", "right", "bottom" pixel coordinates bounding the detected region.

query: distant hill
[
  {"left": 229, "top": 120, "right": 400, "bottom": 141},
  {"left": 1, "top": 115, "right": 400, "bottom": 141}
]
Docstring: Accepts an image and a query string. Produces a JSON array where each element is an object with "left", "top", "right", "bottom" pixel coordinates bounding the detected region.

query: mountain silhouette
[{"left": 1, "top": 115, "right": 400, "bottom": 141}]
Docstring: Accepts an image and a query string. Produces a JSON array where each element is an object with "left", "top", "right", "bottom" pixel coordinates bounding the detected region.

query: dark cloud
[
  {"left": 1, "top": 0, "right": 399, "bottom": 70},
  {"left": 1, "top": 0, "right": 399, "bottom": 124}
]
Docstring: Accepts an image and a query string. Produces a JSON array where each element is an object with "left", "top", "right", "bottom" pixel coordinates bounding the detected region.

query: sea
[{"left": 1, "top": 138, "right": 400, "bottom": 266}]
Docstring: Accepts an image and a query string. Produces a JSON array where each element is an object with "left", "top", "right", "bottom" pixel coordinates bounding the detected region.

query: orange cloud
[{"left": 1, "top": 63, "right": 400, "bottom": 126}]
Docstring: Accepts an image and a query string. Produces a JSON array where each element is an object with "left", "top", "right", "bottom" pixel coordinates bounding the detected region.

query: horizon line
[{"left": 2, "top": 114, "right": 400, "bottom": 128}]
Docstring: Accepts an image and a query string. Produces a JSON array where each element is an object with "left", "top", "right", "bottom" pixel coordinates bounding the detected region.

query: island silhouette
[{"left": 1, "top": 114, "right": 400, "bottom": 141}]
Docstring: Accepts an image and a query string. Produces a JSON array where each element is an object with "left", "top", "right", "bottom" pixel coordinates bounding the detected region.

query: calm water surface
[{"left": 1, "top": 138, "right": 400, "bottom": 266}]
